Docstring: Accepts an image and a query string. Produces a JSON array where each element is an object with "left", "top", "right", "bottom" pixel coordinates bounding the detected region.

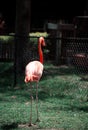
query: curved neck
[{"left": 38, "top": 42, "right": 43, "bottom": 64}]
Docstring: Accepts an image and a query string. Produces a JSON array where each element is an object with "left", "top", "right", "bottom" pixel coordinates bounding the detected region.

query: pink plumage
[{"left": 25, "top": 61, "right": 43, "bottom": 82}]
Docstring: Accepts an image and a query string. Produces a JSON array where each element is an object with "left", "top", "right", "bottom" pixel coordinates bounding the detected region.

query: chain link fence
[{"left": 46, "top": 37, "right": 88, "bottom": 73}]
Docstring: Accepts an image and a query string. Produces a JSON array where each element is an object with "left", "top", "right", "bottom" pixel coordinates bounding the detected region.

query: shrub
[{"left": 0, "top": 32, "right": 49, "bottom": 44}]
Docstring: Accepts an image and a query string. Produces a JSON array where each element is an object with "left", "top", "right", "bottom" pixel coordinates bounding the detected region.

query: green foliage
[
  {"left": 29, "top": 32, "right": 48, "bottom": 37},
  {"left": 0, "top": 32, "right": 48, "bottom": 44},
  {"left": 0, "top": 36, "right": 14, "bottom": 44}
]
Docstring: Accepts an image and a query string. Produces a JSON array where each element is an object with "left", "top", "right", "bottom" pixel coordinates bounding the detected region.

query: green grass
[{"left": 0, "top": 62, "right": 88, "bottom": 130}]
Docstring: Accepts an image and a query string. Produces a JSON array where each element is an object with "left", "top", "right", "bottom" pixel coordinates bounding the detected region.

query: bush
[
  {"left": 0, "top": 32, "right": 49, "bottom": 44},
  {"left": 0, "top": 35, "right": 14, "bottom": 44}
]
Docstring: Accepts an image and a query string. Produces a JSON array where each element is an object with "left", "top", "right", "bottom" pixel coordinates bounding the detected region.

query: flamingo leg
[
  {"left": 36, "top": 82, "right": 40, "bottom": 122},
  {"left": 29, "top": 83, "right": 33, "bottom": 126}
]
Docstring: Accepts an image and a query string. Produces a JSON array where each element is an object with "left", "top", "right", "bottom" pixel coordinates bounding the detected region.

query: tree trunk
[{"left": 15, "top": 0, "right": 31, "bottom": 84}]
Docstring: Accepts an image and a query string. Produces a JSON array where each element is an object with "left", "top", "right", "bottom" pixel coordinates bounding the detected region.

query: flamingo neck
[{"left": 38, "top": 42, "right": 43, "bottom": 64}]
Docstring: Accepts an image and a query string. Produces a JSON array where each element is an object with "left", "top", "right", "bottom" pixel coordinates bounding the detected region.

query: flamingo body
[{"left": 25, "top": 60, "right": 43, "bottom": 82}]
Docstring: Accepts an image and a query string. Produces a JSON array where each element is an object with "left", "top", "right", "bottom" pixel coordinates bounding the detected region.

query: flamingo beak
[{"left": 43, "top": 39, "right": 46, "bottom": 46}]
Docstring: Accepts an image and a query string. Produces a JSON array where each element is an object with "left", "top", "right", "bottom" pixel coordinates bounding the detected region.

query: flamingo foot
[
  {"left": 36, "top": 118, "right": 40, "bottom": 122},
  {"left": 28, "top": 123, "right": 37, "bottom": 127}
]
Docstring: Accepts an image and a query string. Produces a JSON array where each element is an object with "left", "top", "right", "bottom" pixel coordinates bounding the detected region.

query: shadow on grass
[
  {"left": 1, "top": 123, "right": 18, "bottom": 130},
  {"left": 1, "top": 122, "right": 70, "bottom": 130}
]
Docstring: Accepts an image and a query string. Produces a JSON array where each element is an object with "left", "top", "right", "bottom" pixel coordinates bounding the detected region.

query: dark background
[{"left": 0, "top": 0, "right": 87, "bottom": 32}]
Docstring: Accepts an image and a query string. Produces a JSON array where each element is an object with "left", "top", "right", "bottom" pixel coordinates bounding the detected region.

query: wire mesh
[{"left": 45, "top": 37, "right": 88, "bottom": 74}]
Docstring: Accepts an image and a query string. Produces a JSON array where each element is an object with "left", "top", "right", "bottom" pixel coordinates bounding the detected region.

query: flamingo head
[{"left": 39, "top": 37, "right": 46, "bottom": 46}]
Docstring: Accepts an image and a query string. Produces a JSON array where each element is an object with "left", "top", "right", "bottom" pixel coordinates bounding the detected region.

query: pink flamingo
[{"left": 24, "top": 37, "right": 45, "bottom": 126}]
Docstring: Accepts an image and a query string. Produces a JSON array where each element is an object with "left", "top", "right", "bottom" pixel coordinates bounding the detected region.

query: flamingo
[{"left": 24, "top": 36, "right": 45, "bottom": 126}]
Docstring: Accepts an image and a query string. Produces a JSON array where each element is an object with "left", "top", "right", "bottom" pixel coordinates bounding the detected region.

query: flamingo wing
[{"left": 25, "top": 61, "right": 43, "bottom": 82}]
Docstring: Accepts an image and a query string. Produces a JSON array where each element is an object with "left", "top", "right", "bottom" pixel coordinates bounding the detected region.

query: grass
[{"left": 0, "top": 62, "right": 88, "bottom": 130}]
